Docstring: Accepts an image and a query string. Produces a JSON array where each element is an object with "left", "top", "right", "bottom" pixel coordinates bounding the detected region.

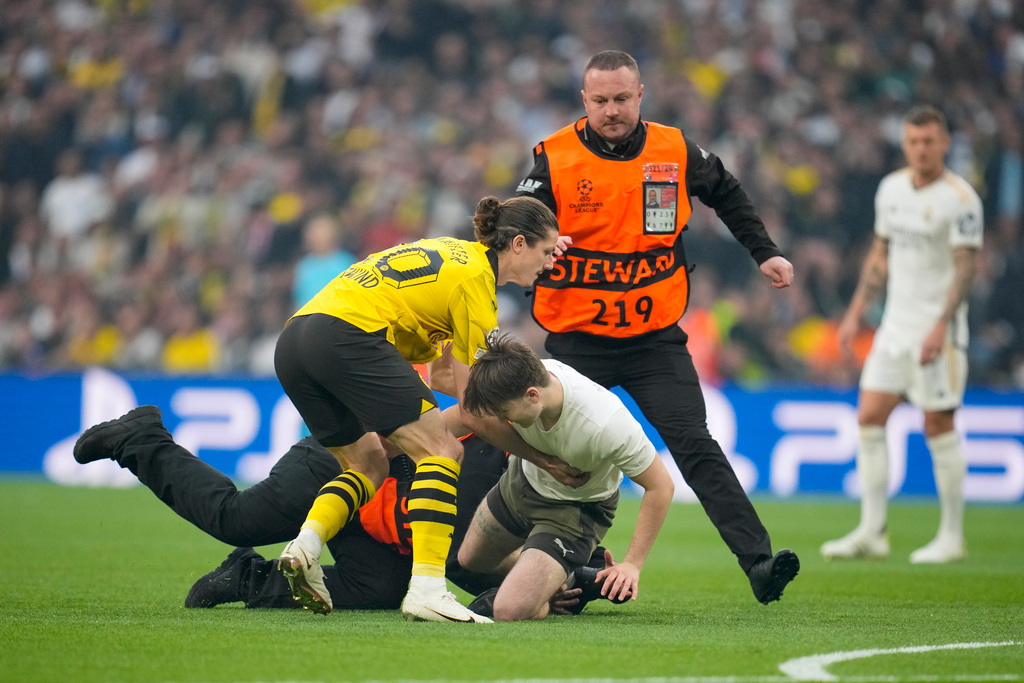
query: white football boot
[
  {"left": 909, "top": 536, "right": 965, "bottom": 564},
  {"left": 401, "top": 585, "right": 493, "bottom": 623},
  {"left": 279, "top": 538, "right": 332, "bottom": 614},
  {"left": 820, "top": 528, "right": 890, "bottom": 560}
]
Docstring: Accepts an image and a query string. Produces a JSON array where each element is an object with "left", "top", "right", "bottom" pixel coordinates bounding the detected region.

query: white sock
[
  {"left": 297, "top": 527, "right": 324, "bottom": 559},
  {"left": 409, "top": 575, "right": 447, "bottom": 593},
  {"left": 857, "top": 425, "right": 889, "bottom": 536},
  {"left": 927, "top": 430, "right": 965, "bottom": 544}
]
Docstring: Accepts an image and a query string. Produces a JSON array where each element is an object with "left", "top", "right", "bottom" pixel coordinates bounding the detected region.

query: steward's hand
[{"left": 760, "top": 255, "right": 794, "bottom": 289}]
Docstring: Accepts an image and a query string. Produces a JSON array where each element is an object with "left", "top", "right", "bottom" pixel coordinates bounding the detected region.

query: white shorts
[{"left": 860, "top": 340, "right": 967, "bottom": 412}]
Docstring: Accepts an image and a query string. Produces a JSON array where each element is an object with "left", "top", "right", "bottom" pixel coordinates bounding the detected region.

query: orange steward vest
[
  {"left": 533, "top": 120, "right": 692, "bottom": 337},
  {"left": 357, "top": 477, "right": 412, "bottom": 554}
]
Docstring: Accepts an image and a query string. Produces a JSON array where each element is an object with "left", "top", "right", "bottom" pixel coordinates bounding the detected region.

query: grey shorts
[{"left": 485, "top": 457, "right": 617, "bottom": 573}]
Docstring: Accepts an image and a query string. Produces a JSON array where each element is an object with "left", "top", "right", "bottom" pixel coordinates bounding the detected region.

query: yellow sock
[
  {"left": 407, "top": 456, "right": 460, "bottom": 578},
  {"left": 301, "top": 470, "right": 376, "bottom": 544}
]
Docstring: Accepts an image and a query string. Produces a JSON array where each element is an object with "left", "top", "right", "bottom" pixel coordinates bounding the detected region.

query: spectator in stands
[
  {"left": 39, "top": 148, "right": 112, "bottom": 256},
  {"left": 160, "top": 301, "right": 222, "bottom": 374},
  {"left": 291, "top": 212, "right": 356, "bottom": 313},
  {"left": 0, "top": 0, "right": 1019, "bottom": 389},
  {"left": 112, "top": 301, "right": 164, "bottom": 371}
]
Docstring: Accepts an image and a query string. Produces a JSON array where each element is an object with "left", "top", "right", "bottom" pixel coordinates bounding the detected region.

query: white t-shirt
[
  {"left": 511, "top": 359, "right": 658, "bottom": 502},
  {"left": 874, "top": 168, "right": 983, "bottom": 350},
  {"left": 40, "top": 174, "right": 112, "bottom": 240}
]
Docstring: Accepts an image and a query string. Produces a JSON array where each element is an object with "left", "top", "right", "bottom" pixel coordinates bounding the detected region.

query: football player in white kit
[{"left": 821, "top": 105, "right": 983, "bottom": 564}]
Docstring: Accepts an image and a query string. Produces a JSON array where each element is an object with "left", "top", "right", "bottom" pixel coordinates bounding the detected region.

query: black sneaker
[
  {"left": 748, "top": 548, "right": 800, "bottom": 604},
  {"left": 569, "top": 565, "right": 630, "bottom": 615},
  {"left": 185, "top": 547, "right": 260, "bottom": 608},
  {"left": 466, "top": 587, "right": 497, "bottom": 618},
  {"left": 73, "top": 406, "right": 163, "bottom": 464}
]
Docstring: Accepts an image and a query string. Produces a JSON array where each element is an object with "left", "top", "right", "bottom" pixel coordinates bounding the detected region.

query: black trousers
[
  {"left": 547, "top": 325, "right": 773, "bottom": 573},
  {"left": 116, "top": 424, "right": 412, "bottom": 609}
]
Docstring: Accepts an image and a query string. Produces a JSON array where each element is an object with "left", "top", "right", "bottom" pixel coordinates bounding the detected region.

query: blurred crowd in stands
[{"left": 1, "top": 0, "right": 1023, "bottom": 388}]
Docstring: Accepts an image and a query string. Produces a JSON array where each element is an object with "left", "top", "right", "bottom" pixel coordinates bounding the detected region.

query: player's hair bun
[{"left": 472, "top": 196, "right": 502, "bottom": 237}]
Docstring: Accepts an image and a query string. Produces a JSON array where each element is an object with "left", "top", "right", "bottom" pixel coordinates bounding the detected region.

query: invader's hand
[{"left": 595, "top": 549, "right": 638, "bottom": 602}]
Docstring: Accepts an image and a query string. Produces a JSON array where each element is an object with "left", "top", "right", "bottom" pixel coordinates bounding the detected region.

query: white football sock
[
  {"left": 409, "top": 575, "right": 447, "bottom": 593},
  {"left": 297, "top": 527, "right": 324, "bottom": 559},
  {"left": 926, "top": 430, "right": 965, "bottom": 544},
  {"left": 857, "top": 425, "right": 889, "bottom": 536}
]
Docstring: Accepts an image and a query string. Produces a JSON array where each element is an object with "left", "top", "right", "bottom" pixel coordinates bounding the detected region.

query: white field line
[
  {"left": 778, "top": 641, "right": 1023, "bottom": 682},
  {"left": 268, "top": 676, "right": 1021, "bottom": 683},
  {"left": 225, "top": 642, "right": 1024, "bottom": 683},
  {"left": 356, "top": 675, "right": 1020, "bottom": 683}
]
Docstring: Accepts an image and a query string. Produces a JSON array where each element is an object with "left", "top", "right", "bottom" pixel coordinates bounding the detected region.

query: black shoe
[
  {"left": 466, "top": 587, "right": 497, "bottom": 618},
  {"left": 748, "top": 548, "right": 800, "bottom": 604},
  {"left": 73, "top": 406, "right": 163, "bottom": 464},
  {"left": 570, "top": 565, "right": 630, "bottom": 615},
  {"left": 185, "top": 547, "right": 260, "bottom": 608}
]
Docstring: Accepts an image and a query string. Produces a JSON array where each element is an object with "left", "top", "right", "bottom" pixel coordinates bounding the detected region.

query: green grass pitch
[{"left": 1, "top": 480, "right": 1022, "bottom": 682}]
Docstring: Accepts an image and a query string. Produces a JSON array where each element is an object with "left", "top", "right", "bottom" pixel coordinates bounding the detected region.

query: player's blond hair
[{"left": 904, "top": 105, "right": 948, "bottom": 132}]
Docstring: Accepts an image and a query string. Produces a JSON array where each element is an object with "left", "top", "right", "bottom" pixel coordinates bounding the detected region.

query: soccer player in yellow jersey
[{"left": 275, "top": 195, "right": 584, "bottom": 622}]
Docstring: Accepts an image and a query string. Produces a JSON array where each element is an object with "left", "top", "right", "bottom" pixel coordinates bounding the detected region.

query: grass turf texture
[{"left": 1, "top": 481, "right": 1022, "bottom": 683}]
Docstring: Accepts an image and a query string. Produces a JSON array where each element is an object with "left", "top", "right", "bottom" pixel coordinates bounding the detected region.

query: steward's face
[{"left": 582, "top": 66, "right": 643, "bottom": 145}]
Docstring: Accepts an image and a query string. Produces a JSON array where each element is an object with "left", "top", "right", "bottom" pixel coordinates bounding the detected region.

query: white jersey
[
  {"left": 511, "top": 359, "right": 658, "bottom": 503},
  {"left": 874, "top": 168, "right": 983, "bottom": 350}
]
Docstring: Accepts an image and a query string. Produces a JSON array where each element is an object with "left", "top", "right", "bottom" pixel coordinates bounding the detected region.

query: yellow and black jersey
[{"left": 292, "top": 237, "right": 499, "bottom": 366}]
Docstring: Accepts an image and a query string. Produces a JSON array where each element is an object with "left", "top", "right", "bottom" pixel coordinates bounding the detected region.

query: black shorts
[
  {"left": 274, "top": 313, "right": 437, "bottom": 448},
  {"left": 486, "top": 457, "right": 617, "bottom": 574}
]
